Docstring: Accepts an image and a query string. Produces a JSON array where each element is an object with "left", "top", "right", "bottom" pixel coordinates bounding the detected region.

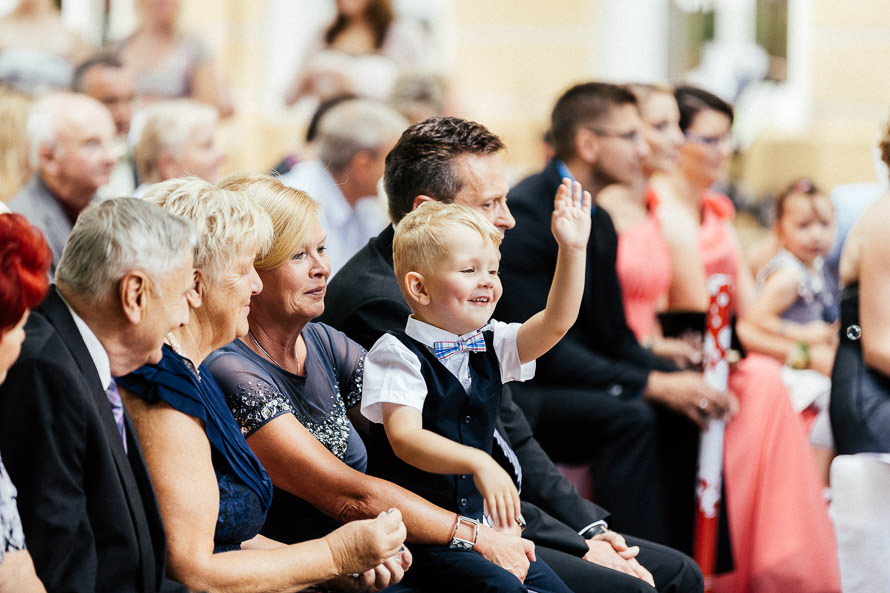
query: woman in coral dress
[{"left": 602, "top": 83, "right": 840, "bottom": 593}]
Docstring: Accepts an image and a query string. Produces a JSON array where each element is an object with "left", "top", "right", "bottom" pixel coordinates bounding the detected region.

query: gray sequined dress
[{"left": 205, "top": 322, "right": 367, "bottom": 542}]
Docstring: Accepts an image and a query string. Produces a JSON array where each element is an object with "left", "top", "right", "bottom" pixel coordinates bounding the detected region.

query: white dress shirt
[{"left": 361, "top": 316, "right": 535, "bottom": 424}]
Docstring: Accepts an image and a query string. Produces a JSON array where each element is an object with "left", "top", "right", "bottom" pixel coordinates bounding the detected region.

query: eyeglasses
[
  {"left": 683, "top": 131, "right": 732, "bottom": 148},
  {"left": 585, "top": 127, "right": 643, "bottom": 144}
]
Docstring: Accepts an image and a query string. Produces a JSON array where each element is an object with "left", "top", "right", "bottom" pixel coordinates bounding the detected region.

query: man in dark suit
[
  {"left": 321, "top": 116, "right": 703, "bottom": 593},
  {"left": 0, "top": 198, "right": 198, "bottom": 593},
  {"left": 496, "top": 82, "right": 735, "bottom": 558}
]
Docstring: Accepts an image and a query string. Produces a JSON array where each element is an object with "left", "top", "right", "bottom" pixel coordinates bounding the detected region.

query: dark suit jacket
[
  {"left": 497, "top": 160, "right": 676, "bottom": 396},
  {"left": 320, "top": 225, "right": 608, "bottom": 556},
  {"left": 0, "top": 288, "right": 186, "bottom": 593}
]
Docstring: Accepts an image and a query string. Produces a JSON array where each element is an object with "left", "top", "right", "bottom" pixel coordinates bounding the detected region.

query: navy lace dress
[
  {"left": 206, "top": 322, "right": 367, "bottom": 543},
  {"left": 119, "top": 345, "right": 273, "bottom": 553}
]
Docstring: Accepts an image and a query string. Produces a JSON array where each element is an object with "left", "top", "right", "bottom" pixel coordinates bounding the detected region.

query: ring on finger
[{"left": 699, "top": 397, "right": 709, "bottom": 410}]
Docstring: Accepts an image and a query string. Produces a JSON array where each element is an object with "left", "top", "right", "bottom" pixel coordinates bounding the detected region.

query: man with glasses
[{"left": 497, "top": 82, "right": 732, "bottom": 560}]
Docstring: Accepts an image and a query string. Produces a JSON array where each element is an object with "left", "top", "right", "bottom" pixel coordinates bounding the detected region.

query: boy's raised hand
[
  {"left": 551, "top": 178, "right": 592, "bottom": 251},
  {"left": 471, "top": 451, "right": 522, "bottom": 532}
]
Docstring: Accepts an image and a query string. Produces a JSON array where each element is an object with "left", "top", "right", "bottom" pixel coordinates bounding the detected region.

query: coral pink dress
[
  {"left": 701, "top": 192, "right": 840, "bottom": 593},
  {"left": 616, "top": 189, "right": 841, "bottom": 593},
  {"left": 616, "top": 189, "right": 672, "bottom": 341}
]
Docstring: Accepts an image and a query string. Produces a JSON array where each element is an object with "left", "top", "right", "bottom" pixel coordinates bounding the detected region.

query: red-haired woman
[{"left": 0, "top": 212, "right": 51, "bottom": 593}]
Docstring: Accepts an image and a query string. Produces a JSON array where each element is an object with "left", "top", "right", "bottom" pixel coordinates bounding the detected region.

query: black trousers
[
  {"left": 392, "top": 545, "right": 572, "bottom": 593},
  {"left": 536, "top": 536, "right": 703, "bottom": 593},
  {"left": 511, "top": 383, "right": 669, "bottom": 545}
]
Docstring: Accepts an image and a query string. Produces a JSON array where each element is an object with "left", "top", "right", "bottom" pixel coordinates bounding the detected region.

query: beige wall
[
  {"left": 740, "top": 0, "right": 890, "bottom": 197},
  {"left": 183, "top": 0, "right": 890, "bottom": 196}
]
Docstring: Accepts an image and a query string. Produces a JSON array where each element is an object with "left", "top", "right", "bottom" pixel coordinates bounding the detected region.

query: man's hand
[
  {"left": 583, "top": 531, "right": 655, "bottom": 587},
  {"left": 644, "top": 370, "right": 738, "bottom": 429},
  {"left": 474, "top": 525, "right": 536, "bottom": 583}
]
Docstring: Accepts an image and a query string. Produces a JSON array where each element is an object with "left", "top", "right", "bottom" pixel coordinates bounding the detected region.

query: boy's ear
[{"left": 404, "top": 271, "right": 431, "bottom": 306}]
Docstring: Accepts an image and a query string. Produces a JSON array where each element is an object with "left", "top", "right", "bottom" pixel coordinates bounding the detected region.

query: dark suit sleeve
[
  {"left": 518, "top": 501, "right": 589, "bottom": 556},
  {"left": 0, "top": 357, "right": 98, "bottom": 593},
  {"left": 498, "top": 387, "right": 608, "bottom": 531},
  {"left": 499, "top": 188, "right": 674, "bottom": 396},
  {"left": 339, "top": 296, "right": 412, "bottom": 351}
]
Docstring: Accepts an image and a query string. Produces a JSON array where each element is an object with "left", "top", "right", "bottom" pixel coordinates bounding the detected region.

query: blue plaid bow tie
[{"left": 433, "top": 332, "right": 486, "bottom": 360}]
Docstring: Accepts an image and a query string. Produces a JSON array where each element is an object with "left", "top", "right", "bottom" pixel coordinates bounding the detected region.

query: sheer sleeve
[
  {"left": 309, "top": 323, "right": 367, "bottom": 410},
  {"left": 205, "top": 347, "right": 295, "bottom": 438}
]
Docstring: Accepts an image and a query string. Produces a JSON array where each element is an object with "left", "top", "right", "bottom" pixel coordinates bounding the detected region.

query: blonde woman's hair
[
  {"left": 0, "top": 87, "right": 32, "bottom": 202},
  {"left": 217, "top": 174, "right": 319, "bottom": 271},
  {"left": 393, "top": 201, "right": 501, "bottom": 294},
  {"left": 142, "top": 177, "right": 273, "bottom": 284}
]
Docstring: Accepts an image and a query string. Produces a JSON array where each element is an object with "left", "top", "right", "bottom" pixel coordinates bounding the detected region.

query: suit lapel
[{"left": 39, "top": 288, "right": 159, "bottom": 592}]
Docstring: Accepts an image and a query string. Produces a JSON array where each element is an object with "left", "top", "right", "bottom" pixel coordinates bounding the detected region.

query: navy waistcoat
[{"left": 365, "top": 330, "right": 501, "bottom": 521}]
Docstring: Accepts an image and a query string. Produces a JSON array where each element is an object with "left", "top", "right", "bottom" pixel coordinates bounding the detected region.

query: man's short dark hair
[
  {"left": 674, "top": 85, "right": 734, "bottom": 132},
  {"left": 383, "top": 116, "right": 505, "bottom": 223},
  {"left": 550, "top": 82, "right": 637, "bottom": 161},
  {"left": 71, "top": 53, "right": 124, "bottom": 93}
]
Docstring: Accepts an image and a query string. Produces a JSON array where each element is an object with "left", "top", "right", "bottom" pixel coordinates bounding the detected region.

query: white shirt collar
[
  {"left": 60, "top": 292, "right": 112, "bottom": 390},
  {"left": 404, "top": 315, "right": 490, "bottom": 349}
]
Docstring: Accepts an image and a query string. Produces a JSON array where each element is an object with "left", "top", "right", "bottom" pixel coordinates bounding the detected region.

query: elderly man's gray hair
[
  {"left": 316, "top": 98, "right": 408, "bottom": 172},
  {"left": 25, "top": 92, "right": 104, "bottom": 170},
  {"left": 55, "top": 197, "right": 198, "bottom": 301}
]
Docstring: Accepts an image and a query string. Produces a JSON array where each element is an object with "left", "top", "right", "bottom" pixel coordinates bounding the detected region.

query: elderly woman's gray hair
[
  {"left": 55, "top": 197, "right": 198, "bottom": 302},
  {"left": 142, "top": 177, "right": 274, "bottom": 284},
  {"left": 134, "top": 99, "right": 218, "bottom": 184}
]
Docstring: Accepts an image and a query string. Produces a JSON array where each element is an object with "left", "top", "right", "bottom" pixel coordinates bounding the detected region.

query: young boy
[{"left": 361, "top": 179, "right": 591, "bottom": 592}]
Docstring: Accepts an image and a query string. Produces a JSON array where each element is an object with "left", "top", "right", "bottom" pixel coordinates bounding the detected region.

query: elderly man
[
  {"left": 321, "top": 116, "right": 703, "bottom": 593},
  {"left": 72, "top": 53, "right": 137, "bottom": 198},
  {"left": 9, "top": 92, "right": 117, "bottom": 273},
  {"left": 280, "top": 97, "right": 408, "bottom": 274},
  {"left": 0, "top": 198, "right": 196, "bottom": 593}
]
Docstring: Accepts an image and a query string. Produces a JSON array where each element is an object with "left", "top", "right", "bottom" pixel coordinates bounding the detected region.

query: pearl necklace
[{"left": 165, "top": 333, "right": 201, "bottom": 380}]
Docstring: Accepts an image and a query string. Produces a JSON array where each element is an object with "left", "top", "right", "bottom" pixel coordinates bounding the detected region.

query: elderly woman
[
  {"left": 0, "top": 212, "right": 51, "bottom": 593},
  {"left": 133, "top": 99, "right": 225, "bottom": 192},
  {"left": 206, "top": 175, "right": 538, "bottom": 592},
  {"left": 117, "top": 177, "right": 408, "bottom": 593}
]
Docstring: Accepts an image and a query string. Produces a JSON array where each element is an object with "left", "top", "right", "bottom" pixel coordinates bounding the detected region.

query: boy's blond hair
[{"left": 393, "top": 202, "right": 501, "bottom": 297}]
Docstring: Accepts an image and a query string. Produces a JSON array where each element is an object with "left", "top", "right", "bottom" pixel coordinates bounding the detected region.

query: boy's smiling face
[{"left": 413, "top": 223, "right": 503, "bottom": 336}]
